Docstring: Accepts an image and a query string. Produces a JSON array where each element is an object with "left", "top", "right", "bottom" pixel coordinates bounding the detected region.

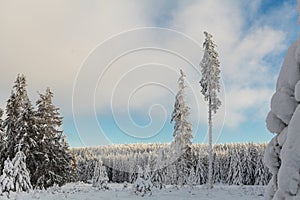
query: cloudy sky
[{"left": 0, "top": 0, "right": 299, "bottom": 147}]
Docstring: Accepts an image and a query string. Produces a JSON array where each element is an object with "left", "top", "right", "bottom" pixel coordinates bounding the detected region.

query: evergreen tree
[
  {"left": 187, "top": 167, "right": 197, "bottom": 188},
  {"left": 195, "top": 152, "right": 207, "bottom": 185},
  {"left": 2, "top": 92, "right": 18, "bottom": 168},
  {"left": 199, "top": 31, "right": 222, "bottom": 189},
  {"left": 3, "top": 75, "right": 27, "bottom": 160},
  {"left": 151, "top": 149, "right": 166, "bottom": 189},
  {"left": 254, "top": 145, "right": 269, "bottom": 185},
  {"left": 170, "top": 69, "right": 193, "bottom": 186},
  {"left": 16, "top": 96, "right": 39, "bottom": 180},
  {"left": 35, "top": 88, "right": 75, "bottom": 188},
  {"left": 0, "top": 157, "right": 14, "bottom": 194},
  {"left": 92, "top": 159, "right": 109, "bottom": 190},
  {"left": 227, "top": 145, "right": 239, "bottom": 185},
  {"left": 213, "top": 151, "right": 221, "bottom": 184},
  {"left": 11, "top": 151, "right": 32, "bottom": 192},
  {"left": 3, "top": 75, "right": 39, "bottom": 187},
  {"left": 242, "top": 144, "right": 257, "bottom": 185},
  {"left": 0, "top": 109, "right": 5, "bottom": 172},
  {"left": 133, "top": 165, "right": 153, "bottom": 197},
  {"left": 0, "top": 109, "right": 4, "bottom": 138},
  {"left": 3, "top": 75, "right": 37, "bottom": 154}
]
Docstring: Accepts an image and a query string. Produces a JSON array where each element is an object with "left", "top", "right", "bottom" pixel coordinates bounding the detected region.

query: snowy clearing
[{"left": 0, "top": 182, "right": 265, "bottom": 200}]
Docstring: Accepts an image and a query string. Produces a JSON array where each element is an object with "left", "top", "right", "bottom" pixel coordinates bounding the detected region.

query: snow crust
[
  {"left": 0, "top": 182, "right": 265, "bottom": 200},
  {"left": 294, "top": 80, "right": 300, "bottom": 102}
]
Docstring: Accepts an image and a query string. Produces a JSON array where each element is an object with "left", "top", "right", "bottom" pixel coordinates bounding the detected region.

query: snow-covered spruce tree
[
  {"left": 254, "top": 145, "right": 269, "bottom": 186},
  {"left": 3, "top": 75, "right": 40, "bottom": 186},
  {"left": 3, "top": 75, "right": 27, "bottom": 160},
  {"left": 170, "top": 69, "right": 193, "bottom": 186},
  {"left": 213, "top": 151, "right": 221, "bottom": 184},
  {"left": 0, "top": 157, "right": 14, "bottom": 194},
  {"left": 187, "top": 166, "right": 197, "bottom": 188},
  {"left": 195, "top": 151, "right": 207, "bottom": 185},
  {"left": 0, "top": 109, "right": 5, "bottom": 172},
  {"left": 227, "top": 145, "right": 239, "bottom": 185},
  {"left": 11, "top": 151, "right": 32, "bottom": 192},
  {"left": 16, "top": 95, "right": 40, "bottom": 180},
  {"left": 34, "top": 88, "right": 75, "bottom": 188},
  {"left": 243, "top": 143, "right": 257, "bottom": 185},
  {"left": 151, "top": 149, "right": 166, "bottom": 189},
  {"left": 92, "top": 159, "right": 109, "bottom": 190},
  {"left": 199, "top": 31, "right": 221, "bottom": 189},
  {"left": 133, "top": 165, "right": 153, "bottom": 197},
  {"left": 77, "top": 155, "right": 97, "bottom": 183}
]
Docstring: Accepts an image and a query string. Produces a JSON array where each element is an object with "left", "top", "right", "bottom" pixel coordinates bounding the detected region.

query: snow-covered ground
[{"left": 0, "top": 182, "right": 265, "bottom": 200}]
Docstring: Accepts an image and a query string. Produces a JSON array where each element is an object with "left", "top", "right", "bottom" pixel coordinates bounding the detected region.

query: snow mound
[
  {"left": 264, "top": 37, "right": 300, "bottom": 199},
  {"left": 266, "top": 111, "right": 286, "bottom": 134},
  {"left": 294, "top": 80, "right": 300, "bottom": 102}
]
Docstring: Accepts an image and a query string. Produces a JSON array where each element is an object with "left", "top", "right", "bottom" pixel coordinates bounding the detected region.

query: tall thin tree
[
  {"left": 170, "top": 69, "right": 193, "bottom": 186},
  {"left": 199, "top": 32, "right": 221, "bottom": 189}
]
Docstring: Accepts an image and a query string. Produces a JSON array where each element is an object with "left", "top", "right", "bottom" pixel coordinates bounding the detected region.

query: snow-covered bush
[
  {"left": 0, "top": 151, "right": 32, "bottom": 195},
  {"left": 92, "top": 159, "right": 109, "bottom": 190},
  {"left": 122, "top": 181, "right": 128, "bottom": 190},
  {"left": 134, "top": 177, "right": 153, "bottom": 197},
  {"left": 0, "top": 157, "right": 14, "bottom": 194},
  {"left": 133, "top": 166, "right": 153, "bottom": 197}
]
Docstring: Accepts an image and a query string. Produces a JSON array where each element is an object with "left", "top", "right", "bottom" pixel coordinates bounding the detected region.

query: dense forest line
[{"left": 72, "top": 142, "right": 271, "bottom": 186}]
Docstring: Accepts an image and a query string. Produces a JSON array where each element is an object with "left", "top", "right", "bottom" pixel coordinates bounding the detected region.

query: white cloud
[
  {"left": 0, "top": 0, "right": 149, "bottom": 115},
  {"left": 0, "top": 0, "right": 297, "bottom": 135},
  {"left": 168, "top": 0, "right": 292, "bottom": 128}
]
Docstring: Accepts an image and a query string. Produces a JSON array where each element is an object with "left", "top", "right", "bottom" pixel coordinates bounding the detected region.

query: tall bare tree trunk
[{"left": 208, "top": 97, "right": 213, "bottom": 189}]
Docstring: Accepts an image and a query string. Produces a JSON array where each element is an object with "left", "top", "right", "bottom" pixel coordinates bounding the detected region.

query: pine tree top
[{"left": 200, "top": 31, "right": 222, "bottom": 113}]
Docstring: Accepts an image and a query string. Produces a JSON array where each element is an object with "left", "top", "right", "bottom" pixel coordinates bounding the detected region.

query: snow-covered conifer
[
  {"left": 187, "top": 167, "right": 197, "bottom": 188},
  {"left": 195, "top": 151, "right": 207, "bottom": 185},
  {"left": 35, "top": 88, "right": 75, "bottom": 188},
  {"left": 0, "top": 157, "right": 14, "bottom": 194},
  {"left": 199, "top": 32, "right": 221, "bottom": 189},
  {"left": 254, "top": 146, "right": 269, "bottom": 185},
  {"left": 11, "top": 151, "right": 32, "bottom": 192},
  {"left": 170, "top": 69, "right": 193, "bottom": 186},
  {"left": 0, "top": 109, "right": 5, "bottom": 172},
  {"left": 133, "top": 165, "right": 153, "bottom": 197},
  {"left": 227, "top": 145, "right": 240, "bottom": 185},
  {"left": 3, "top": 75, "right": 30, "bottom": 159},
  {"left": 3, "top": 75, "right": 39, "bottom": 188},
  {"left": 171, "top": 69, "right": 193, "bottom": 154},
  {"left": 92, "top": 159, "right": 109, "bottom": 190},
  {"left": 151, "top": 149, "right": 166, "bottom": 189}
]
